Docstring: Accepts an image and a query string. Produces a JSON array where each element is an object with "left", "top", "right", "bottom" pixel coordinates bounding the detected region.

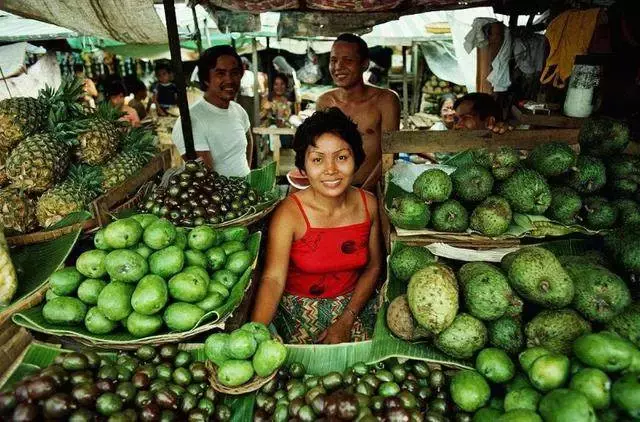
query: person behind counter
[
  {"left": 251, "top": 107, "right": 382, "bottom": 345},
  {"left": 260, "top": 73, "right": 293, "bottom": 128},
  {"left": 106, "top": 80, "right": 140, "bottom": 128},
  {"left": 171, "top": 45, "right": 253, "bottom": 176},
  {"left": 430, "top": 93, "right": 457, "bottom": 131}
]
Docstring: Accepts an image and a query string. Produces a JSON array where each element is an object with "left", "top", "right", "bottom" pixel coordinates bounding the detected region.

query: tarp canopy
[{"left": 0, "top": 10, "right": 78, "bottom": 42}]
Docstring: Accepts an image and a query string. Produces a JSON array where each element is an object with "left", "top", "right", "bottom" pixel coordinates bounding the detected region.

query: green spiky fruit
[
  {"left": 101, "top": 128, "right": 157, "bottom": 191},
  {"left": 76, "top": 103, "right": 124, "bottom": 165},
  {"left": 500, "top": 169, "right": 551, "bottom": 215},
  {"left": 36, "top": 164, "right": 103, "bottom": 228},
  {"left": 548, "top": 187, "right": 582, "bottom": 225},
  {"left": 566, "top": 156, "right": 606, "bottom": 194},
  {"left": 491, "top": 147, "right": 520, "bottom": 180},
  {"left": 0, "top": 186, "right": 37, "bottom": 234},
  {"left": 528, "top": 142, "right": 577, "bottom": 177}
]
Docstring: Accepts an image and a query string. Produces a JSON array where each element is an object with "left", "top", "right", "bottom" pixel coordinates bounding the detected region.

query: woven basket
[
  {"left": 206, "top": 334, "right": 283, "bottom": 395},
  {"left": 0, "top": 283, "right": 48, "bottom": 326},
  {"left": 6, "top": 219, "right": 95, "bottom": 247}
]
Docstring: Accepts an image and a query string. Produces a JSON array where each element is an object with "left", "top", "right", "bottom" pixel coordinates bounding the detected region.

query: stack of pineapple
[{"left": 0, "top": 77, "right": 158, "bottom": 235}]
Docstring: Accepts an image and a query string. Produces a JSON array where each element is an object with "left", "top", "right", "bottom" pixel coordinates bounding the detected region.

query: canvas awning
[{"left": 0, "top": 11, "right": 78, "bottom": 41}]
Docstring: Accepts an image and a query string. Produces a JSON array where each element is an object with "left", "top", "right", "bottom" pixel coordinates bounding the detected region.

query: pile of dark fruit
[
  {"left": 0, "top": 344, "right": 233, "bottom": 421},
  {"left": 253, "top": 359, "right": 464, "bottom": 422},
  {"left": 142, "top": 160, "right": 262, "bottom": 227}
]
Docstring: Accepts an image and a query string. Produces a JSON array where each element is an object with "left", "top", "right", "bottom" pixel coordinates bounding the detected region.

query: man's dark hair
[
  {"left": 293, "top": 107, "right": 365, "bottom": 172},
  {"left": 106, "top": 79, "right": 127, "bottom": 98},
  {"left": 130, "top": 79, "right": 147, "bottom": 94},
  {"left": 335, "top": 33, "right": 369, "bottom": 61},
  {"left": 73, "top": 63, "right": 85, "bottom": 73},
  {"left": 197, "top": 45, "right": 242, "bottom": 91},
  {"left": 453, "top": 93, "right": 501, "bottom": 121}
]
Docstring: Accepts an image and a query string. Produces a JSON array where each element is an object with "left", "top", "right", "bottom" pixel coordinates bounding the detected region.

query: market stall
[{"left": 1, "top": 0, "right": 640, "bottom": 421}]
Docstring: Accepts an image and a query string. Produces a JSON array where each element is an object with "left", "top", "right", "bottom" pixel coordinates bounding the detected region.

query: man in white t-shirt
[{"left": 172, "top": 46, "right": 253, "bottom": 177}]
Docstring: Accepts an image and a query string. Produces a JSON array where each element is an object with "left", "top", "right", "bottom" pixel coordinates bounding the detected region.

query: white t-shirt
[
  {"left": 172, "top": 99, "right": 251, "bottom": 177},
  {"left": 240, "top": 70, "right": 255, "bottom": 97}
]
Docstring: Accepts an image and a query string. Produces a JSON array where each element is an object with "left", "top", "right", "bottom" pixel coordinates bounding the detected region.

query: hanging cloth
[
  {"left": 540, "top": 8, "right": 601, "bottom": 88},
  {"left": 464, "top": 18, "right": 512, "bottom": 92}
]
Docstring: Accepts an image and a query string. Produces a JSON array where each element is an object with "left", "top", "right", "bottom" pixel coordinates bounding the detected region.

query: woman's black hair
[
  {"left": 268, "top": 73, "right": 289, "bottom": 101},
  {"left": 293, "top": 107, "right": 365, "bottom": 172},
  {"left": 106, "top": 79, "right": 127, "bottom": 98},
  {"left": 197, "top": 45, "right": 242, "bottom": 91}
]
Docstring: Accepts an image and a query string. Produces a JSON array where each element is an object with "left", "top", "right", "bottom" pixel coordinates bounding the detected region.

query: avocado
[
  {"left": 462, "top": 267, "right": 512, "bottom": 321},
  {"left": 525, "top": 309, "right": 591, "bottom": 354},
  {"left": 252, "top": 340, "right": 287, "bottom": 377},
  {"left": 431, "top": 199, "right": 469, "bottom": 232},
  {"left": 222, "top": 226, "right": 249, "bottom": 243},
  {"left": 413, "top": 169, "right": 452, "bottom": 203},
  {"left": 489, "top": 316, "right": 524, "bottom": 355},
  {"left": 562, "top": 261, "right": 631, "bottom": 323},
  {"left": 451, "top": 164, "right": 494, "bottom": 203},
  {"left": 527, "top": 142, "right": 576, "bottom": 177},
  {"left": 538, "top": 389, "right": 596, "bottom": 422},
  {"left": 607, "top": 303, "right": 640, "bottom": 347},
  {"left": 491, "top": 147, "right": 520, "bottom": 180},
  {"left": 579, "top": 116, "right": 630, "bottom": 157},
  {"left": 581, "top": 196, "right": 618, "bottom": 230},
  {"left": 573, "top": 331, "right": 634, "bottom": 373},
  {"left": 547, "top": 187, "right": 582, "bottom": 225},
  {"left": 470, "top": 195, "right": 513, "bottom": 236},
  {"left": 500, "top": 169, "right": 551, "bottom": 215},
  {"left": 435, "top": 313, "right": 488, "bottom": 359},
  {"left": 506, "top": 247, "right": 574, "bottom": 309},
  {"left": 406, "top": 264, "right": 459, "bottom": 334},
  {"left": 566, "top": 155, "right": 606, "bottom": 194},
  {"left": 97, "top": 281, "right": 135, "bottom": 322},
  {"left": 43, "top": 296, "right": 87, "bottom": 325},
  {"left": 387, "top": 193, "right": 430, "bottom": 230}
]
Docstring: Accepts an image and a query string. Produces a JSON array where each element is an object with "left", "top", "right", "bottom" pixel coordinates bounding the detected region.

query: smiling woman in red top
[{"left": 251, "top": 107, "right": 382, "bottom": 344}]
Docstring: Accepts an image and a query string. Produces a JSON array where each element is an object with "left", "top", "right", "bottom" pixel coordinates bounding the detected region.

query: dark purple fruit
[
  {"left": 133, "top": 372, "right": 151, "bottom": 389},
  {"left": 43, "top": 393, "right": 75, "bottom": 419},
  {"left": 155, "top": 388, "right": 179, "bottom": 410},
  {"left": 14, "top": 383, "right": 30, "bottom": 403},
  {"left": 0, "top": 391, "right": 17, "bottom": 415},
  {"left": 384, "top": 397, "right": 402, "bottom": 410},
  {"left": 71, "top": 383, "right": 100, "bottom": 407},
  {"left": 26, "top": 376, "right": 56, "bottom": 400},
  {"left": 95, "top": 379, "right": 116, "bottom": 393},
  {"left": 140, "top": 403, "right": 161, "bottom": 421},
  {"left": 11, "top": 402, "right": 38, "bottom": 422}
]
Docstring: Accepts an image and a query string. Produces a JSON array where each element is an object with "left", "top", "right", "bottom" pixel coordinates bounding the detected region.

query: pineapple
[
  {"left": 36, "top": 164, "right": 103, "bottom": 228},
  {"left": 0, "top": 77, "right": 84, "bottom": 151},
  {"left": 101, "top": 128, "right": 157, "bottom": 191},
  {"left": 76, "top": 103, "right": 125, "bottom": 165},
  {"left": 0, "top": 148, "right": 9, "bottom": 187},
  {"left": 0, "top": 187, "right": 37, "bottom": 234},
  {"left": 0, "top": 226, "right": 18, "bottom": 305}
]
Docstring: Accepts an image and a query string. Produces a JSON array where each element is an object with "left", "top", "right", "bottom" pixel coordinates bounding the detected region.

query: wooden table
[
  {"left": 252, "top": 127, "right": 297, "bottom": 175},
  {"left": 511, "top": 106, "right": 585, "bottom": 129}
]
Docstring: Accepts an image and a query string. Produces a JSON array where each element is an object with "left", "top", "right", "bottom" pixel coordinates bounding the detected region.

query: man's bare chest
[{"left": 332, "top": 101, "right": 381, "bottom": 136}]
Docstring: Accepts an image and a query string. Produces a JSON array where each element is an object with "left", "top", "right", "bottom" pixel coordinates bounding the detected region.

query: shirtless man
[{"left": 317, "top": 34, "right": 400, "bottom": 191}]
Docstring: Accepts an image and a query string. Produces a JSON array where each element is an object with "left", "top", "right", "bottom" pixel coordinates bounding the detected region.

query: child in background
[
  {"left": 152, "top": 62, "right": 178, "bottom": 116},
  {"left": 127, "top": 79, "right": 148, "bottom": 121}
]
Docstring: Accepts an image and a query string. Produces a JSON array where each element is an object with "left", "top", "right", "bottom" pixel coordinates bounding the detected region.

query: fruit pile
[
  {"left": 141, "top": 160, "right": 262, "bottom": 227},
  {"left": 205, "top": 323, "right": 287, "bottom": 387},
  {"left": 0, "top": 344, "right": 233, "bottom": 421},
  {"left": 387, "top": 117, "right": 636, "bottom": 237},
  {"left": 0, "top": 78, "right": 158, "bottom": 235},
  {"left": 43, "top": 214, "right": 256, "bottom": 337},
  {"left": 421, "top": 74, "right": 467, "bottom": 114},
  {"left": 252, "top": 360, "right": 458, "bottom": 421},
  {"left": 387, "top": 244, "right": 640, "bottom": 420}
]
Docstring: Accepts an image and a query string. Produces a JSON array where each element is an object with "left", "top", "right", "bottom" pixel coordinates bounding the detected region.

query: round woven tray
[
  {"left": 206, "top": 334, "right": 283, "bottom": 395},
  {"left": 6, "top": 220, "right": 95, "bottom": 247}
]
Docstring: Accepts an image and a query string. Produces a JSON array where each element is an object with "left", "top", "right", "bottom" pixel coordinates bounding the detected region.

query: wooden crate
[{"left": 0, "top": 320, "right": 33, "bottom": 381}]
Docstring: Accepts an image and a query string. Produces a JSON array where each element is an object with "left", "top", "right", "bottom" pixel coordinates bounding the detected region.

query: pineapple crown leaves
[
  {"left": 94, "top": 102, "right": 127, "bottom": 122},
  {"left": 121, "top": 127, "right": 158, "bottom": 157},
  {"left": 65, "top": 163, "right": 104, "bottom": 197},
  {"left": 40, "top": 77, "right": 86, "bottom": 120}
]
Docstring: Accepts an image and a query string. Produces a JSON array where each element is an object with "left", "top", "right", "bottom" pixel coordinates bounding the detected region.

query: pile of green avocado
[
  {"left": 388, "top": 117, "right": 638, "bottom": 236},
  {"left": 0, "top": 344, "right": 232, "bottom": 421},
  {"left": 253, "top": 359, "right": 456, "bottom": 422},
  {"left": 387, "top": 244, "right": 640, "bottom": 420},
  {"left": 205, "top": 322, "right": 288, "bottom": 387},
  {"left": 42, "top": 213, "right": 255, "bottom": 337}
]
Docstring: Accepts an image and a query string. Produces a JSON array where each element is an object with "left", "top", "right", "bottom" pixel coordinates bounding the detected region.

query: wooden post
[
  {"left": 162, "top": 0, "right": 196, "bottom": 159},
  {"left": 411, "top": 41, "right": 421, "bottom": 115},
  {"left": 402, "top": 46, "right": 409, "bottom": 126},
  {"left": 476, "top": 22, "right": 504, "bottom": 94},
  {"left": 191, "top": 4, "right": 202, "bottom": 54},
  {"left": 252, "top": 38, "right": 260, "bottom": 128}
]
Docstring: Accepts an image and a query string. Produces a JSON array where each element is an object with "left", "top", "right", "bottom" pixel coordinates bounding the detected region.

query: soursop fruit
[
  {"left": 431, "top": 199, "right": 469, "bottom": 232},
  {"left": 528, "top": 142, "right": 577, "bottom": 177},
  {"left": 451, "top": 164, "right": 494, "bottom": 203},
  {"left": 435, "top": 313, "right": 488, "bottom": 359},
  {"left": 388, "top": 193, "right": 430, "bottom": 230},
  {"left": 547, "top": 186, "right": 582, "bottom": 225},
  {"left": 386, "top": 295, "right": 431, "bottom": 341},
  {"left": 500, "top": 169, "right": 551, "bottom": 215},
  {"left": 579, "top": 116, "right": 630, "bottom": 157},
  {"left": 413, "top": 169, "right": 452, "bottom": 203},
  {"left": 462, "top": 266, "right": 511, "bottom": 321},
  {"left": 562, "top": 260, "right": 631, "bottom": 323},
  {"left": 603, "top": 226, "right": 640, "bottom": 279},
  {"left": 566, "top": 155, "right": 606, "bottom": 194},
  {"left": 613, "top": 199, "right": 640, "bottom": 226},
  {"left": 525, "top": 309, "right": 592, "bottom": 354},
  {"left": 582, "top": 196, "right": 618, "bottom": 230},
  {"left": 407, "top": 264, "right": 459, "bottom": 335},
  {"left": 458, "top": 262, "right": 505, "bottom": 286},
  {"left": 505, "top": 247, "right": 575, "bottom": 309},
  {"left": 489, "top": 316, "right": 524, "bottom": 355},
  {"left": 390, "top": 245, "right": 436, "bottom": 281},
  {"left": 607, "top": 303, "right": 640, "bottom": 348},
  {"left": 470, "top": 195, "right": 513, "bottom": 236},
  {"left": 491, "top": 147, "right": 520, "bottom": 180}
]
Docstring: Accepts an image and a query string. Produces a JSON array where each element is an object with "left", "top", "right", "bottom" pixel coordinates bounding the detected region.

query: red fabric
[{"left": 285, "top": 190, "right": 371, "bottom": 298}]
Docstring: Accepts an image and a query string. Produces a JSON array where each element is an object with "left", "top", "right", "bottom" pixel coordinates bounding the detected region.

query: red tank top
[{"left": 285, "top": 190, "right": 371, "bottom": 298}]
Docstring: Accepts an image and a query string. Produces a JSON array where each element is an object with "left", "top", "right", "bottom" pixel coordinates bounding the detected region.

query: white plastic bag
[{"left": 296, "top": 48, "right": 322, "bottom": 84}]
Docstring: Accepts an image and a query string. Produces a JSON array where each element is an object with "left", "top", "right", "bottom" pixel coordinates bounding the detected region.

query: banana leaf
[
  {"left": 12, "top": 233, "right": 262, "bottom": 345},
  {"left": 246, "top": 161, "right": 277, "bottom": 194},
  {"left": 45, "top": 211, "right": 92, "bottom": 231},
  {"left": 0, "top": 221, "right": 83, "bottom": 312}
]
